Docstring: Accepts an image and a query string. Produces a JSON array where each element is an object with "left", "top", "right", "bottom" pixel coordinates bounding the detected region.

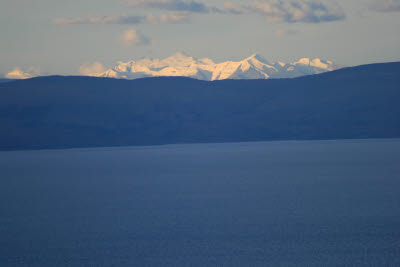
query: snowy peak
[
  {"left": 98, "top": 53, "right": 341, "bottom": 81},
  {"left": 168, "top": 51, "right": 191, "bottom": 59},
  {"left": 293, "top": 58, "right": 336, "bottom": 70},
  {"left": 199, "top": 58, "right": 214, "bottom": 65},
  {"left": 245, "top": 53, "right": 270, "bottom": 64},
  {"left": 163, "top": 52, "right": 196, "bottom": 65}
]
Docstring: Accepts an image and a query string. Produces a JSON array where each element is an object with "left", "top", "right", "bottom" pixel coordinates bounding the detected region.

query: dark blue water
[{"left": 1, "top": 139, "right": 400, "bottom": 266}]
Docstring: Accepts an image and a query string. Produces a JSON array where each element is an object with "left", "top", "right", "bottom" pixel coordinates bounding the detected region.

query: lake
[{"left": 1, "top": 139, "right": 400, "bottom": 266}]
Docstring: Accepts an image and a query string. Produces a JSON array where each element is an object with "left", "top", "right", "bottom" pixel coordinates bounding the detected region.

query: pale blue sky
[{"left": 1, "top": 0, "right": 400, "bottom": 77}]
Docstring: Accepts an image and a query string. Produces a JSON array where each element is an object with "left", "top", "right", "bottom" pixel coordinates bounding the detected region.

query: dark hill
[
  {"left": 0, "top": 62, "right": 400, "bottom": 150},
  {"left": 0, "top": 78, "right": 14, "bottom": 83}
]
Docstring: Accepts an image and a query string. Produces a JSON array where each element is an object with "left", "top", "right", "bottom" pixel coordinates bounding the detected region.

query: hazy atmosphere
[
  {"left": 1, "top": 0, "right": 400, "bottom": 77},
  {"left": 2, "top": 1, "right": 400, "bottom": 266}
]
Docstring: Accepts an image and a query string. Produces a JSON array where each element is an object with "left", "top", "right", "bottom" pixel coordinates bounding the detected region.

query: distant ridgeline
[
  {"left": 98, "top": 53, "right": 340, "bottom": 80},
  {"left": 0, "top": 62, "right": 399, "bottom": 150}
]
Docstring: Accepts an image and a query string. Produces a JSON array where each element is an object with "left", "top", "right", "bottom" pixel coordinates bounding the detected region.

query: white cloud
[
  {"left": 53, "top": 13, "right": 190, "bottom": 25},
  {"left": 5, "top": 67, "right": 41, "bottom": 79},
  {"left": 370, "top": 0, "right": 400, "bottom": 12},
  {"left": 118, "top": 27, "right": 151, "bottom": 46},
  {"left": 79, "top": 62, "right": 106, "bottom": 76},
  {"left": 53, "top": 1, "right": 345, "bottom": 27}
]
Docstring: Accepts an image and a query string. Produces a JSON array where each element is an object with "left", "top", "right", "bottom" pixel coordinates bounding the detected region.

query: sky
[{"left": 1, "top": 0, "right": 400, "bottom": 78}]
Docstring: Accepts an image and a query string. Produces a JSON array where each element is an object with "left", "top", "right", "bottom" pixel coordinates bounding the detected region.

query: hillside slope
[{"left": 0, "top": 62, "right": 399, "bottom": 150}]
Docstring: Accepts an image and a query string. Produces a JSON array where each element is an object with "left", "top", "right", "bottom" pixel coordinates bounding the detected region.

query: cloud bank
[
  {"left": 122, "top": 0, "right": 219, "bottom": 13},
  {"left": 53, "top": 12, "right": 190, "bottom": 25},
  {"left": 54, "top": 0, "right": 345, "bottom": 25},
  {"left": 122, "top": 0, "right": 345, "bottom": 23},
  {"left": 224, "top": 0, "right": 346, "bottom": 23}
]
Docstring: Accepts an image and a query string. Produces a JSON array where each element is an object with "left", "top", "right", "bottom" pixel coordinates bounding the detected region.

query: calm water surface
[{"left": 1, "top": 139, "right": 400, "bottom": 266}]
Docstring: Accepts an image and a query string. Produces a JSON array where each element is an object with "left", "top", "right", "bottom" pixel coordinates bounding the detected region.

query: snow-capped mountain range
[{"left": 99, "top": 52, "right": 341, "bottom": 81}]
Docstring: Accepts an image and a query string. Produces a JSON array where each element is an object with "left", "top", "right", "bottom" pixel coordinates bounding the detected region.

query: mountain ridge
[
  {"left": 14, "top": 60, "right": 395, "bottom": 83},
  {"left": 98, "top": 53, "right": 341, "bottom": 81},
  {"left": 0, "top": 61, "right": 399, "bottom": 151}
]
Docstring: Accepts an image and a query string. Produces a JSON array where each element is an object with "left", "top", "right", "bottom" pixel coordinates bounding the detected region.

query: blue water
[{"left": 1, "top": 139, "right": 400, "bottom": 266}]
